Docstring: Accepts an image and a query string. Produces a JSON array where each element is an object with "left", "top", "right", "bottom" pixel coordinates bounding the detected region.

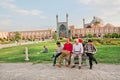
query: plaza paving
[
  {"left": 0, "top": 63, "right": 120, "bottom": 80},
  {"left": 0, "top": 40, "right": 51, "bottom": 49}
]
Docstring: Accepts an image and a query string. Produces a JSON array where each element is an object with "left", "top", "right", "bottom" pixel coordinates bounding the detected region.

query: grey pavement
[
  {"left": 0, "top": 63, "right": 120, "bottom": 80},
  {"left": 0, "top": 40, "right": 52, "bottom": 49}
]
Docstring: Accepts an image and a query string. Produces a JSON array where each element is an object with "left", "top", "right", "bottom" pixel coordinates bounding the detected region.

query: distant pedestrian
[
  {"left": 78, "top": 38, "right": 88, "bottom": 65},
  {"left": 78, "top": 38, "right": 83, "bottom": 43},
  {"left": 84, "top": 39, "right": 98, "bottom": 69},
  {"left": 42, "top": 46, "right": 48, "bottom": 53}
]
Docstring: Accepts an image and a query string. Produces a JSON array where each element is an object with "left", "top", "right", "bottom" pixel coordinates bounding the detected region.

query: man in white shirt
[{"left": 71, "top": 39, "right": 83, "bottom": 69}]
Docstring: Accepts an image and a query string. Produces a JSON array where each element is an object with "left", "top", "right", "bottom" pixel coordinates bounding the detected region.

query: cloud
[
  {"left": 78, "top": 0, "right": 91, "bottom": 4},
  {"left": 0, "top": 0, "right": 47, "bottom": 31},
  {"left": 78, "top": 0, "right": 120, "bottom": 25},
  {"left": 0, "top": 14, "right": 13, "bottom": 28},
  {"left": 39, "top": 16, "right": 47, "bottom": 19},
  {"left": 0, "top": 0, "right": 16, "bottom": 9},
  {"left": 13, "top": 9, "right": 29, "bottom": 15},
  {"left": 0, "top": 14, "right": 11, "bottom": 19},
  {"left": 79, "top": 0, "right": 120, "bottom": 6},
  {"left": 0, "top": 0, "right": 46, "bottom": 17},
  {"left": 31, "top": 9, "right": 43, "bottom": 15},
  {"left": 12, "top": 9, "right": 43, "bottom": 16},
  {"left": 0, "top": 19, "right": 13, "bottom": 27},
  {"left": 79, "top": 0, "right": 120, "bottom": 16}
]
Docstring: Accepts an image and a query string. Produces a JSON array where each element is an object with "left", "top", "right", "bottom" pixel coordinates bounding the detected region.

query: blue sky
[{"left": 0, "top": 0, "right": 120, "bottom": 31}]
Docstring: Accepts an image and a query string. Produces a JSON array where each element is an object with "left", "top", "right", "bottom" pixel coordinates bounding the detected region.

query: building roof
[
  {"left": 90, "top": 16, "right": 103, "bottom": 25},
  {"left": 104, "top": 23, "right": 115, "bottom": 27}
]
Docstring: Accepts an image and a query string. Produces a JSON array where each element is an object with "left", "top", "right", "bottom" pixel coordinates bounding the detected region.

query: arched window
[{"left": 59, "top": 24, "right": 66, "bottom": 37}]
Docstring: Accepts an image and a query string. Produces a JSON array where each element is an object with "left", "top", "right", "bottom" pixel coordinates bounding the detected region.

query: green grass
[
  {"left": 0, "top": 41, "right": 120, "bottom": 64},
  {"left": 95, "top": 45, "right": 120, "bottom": 64},
  {"left": 0, "top": 41, "right": 57, "bottom": 63}
]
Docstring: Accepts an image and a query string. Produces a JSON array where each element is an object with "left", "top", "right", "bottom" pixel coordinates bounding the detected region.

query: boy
[
  {"left": 52, "top": 42, "right": 63, "bottom": 66},
  {"left": 84, "top": 39, "right": 98, "bottom": 69}
]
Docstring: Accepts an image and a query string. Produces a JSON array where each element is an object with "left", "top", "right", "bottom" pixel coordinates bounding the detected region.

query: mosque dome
[{"left": 90, "top": 16, "right": 103, "bottom": 25}]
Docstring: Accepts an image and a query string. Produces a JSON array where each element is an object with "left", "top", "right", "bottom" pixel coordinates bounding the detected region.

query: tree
[
  {"left": 104, "top": 33, "right": 111, "bottom": 38},
  {"left": 111, "top": 33, "right": 119, "bottom": 38},
  {"left": 14, "top": 32, "right": 21, "bottom": 41},
  {"left": 52, "top": 31, "right": 58, "bottom": 41},
  {"left": 87, "top": 33, "right": 93, "bottom": 38}
]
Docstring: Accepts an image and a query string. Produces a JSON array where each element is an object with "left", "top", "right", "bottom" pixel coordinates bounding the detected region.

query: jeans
[
  {"left": 86, "top": 53, "right": 97, "bottom": 68},
  {"left": 53, "top": 53, "right": 61, "bottom": 65}
]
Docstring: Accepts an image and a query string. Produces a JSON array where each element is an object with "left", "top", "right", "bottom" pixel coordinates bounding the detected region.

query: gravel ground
[{"left": 0, "top": 63, "right": 120, "bottom": 80}]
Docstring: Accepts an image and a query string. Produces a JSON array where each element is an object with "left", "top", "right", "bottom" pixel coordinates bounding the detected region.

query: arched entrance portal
[{"left": 59, "top": 24, "right": 67, "bottom": 37}]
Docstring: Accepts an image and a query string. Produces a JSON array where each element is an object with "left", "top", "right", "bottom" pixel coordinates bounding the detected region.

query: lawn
[
  {"left": 95, "top": 45, "right": 120, "bottom": 64},
  {"left": 0, "top": 41, "right": 120, "bottom": 64}
]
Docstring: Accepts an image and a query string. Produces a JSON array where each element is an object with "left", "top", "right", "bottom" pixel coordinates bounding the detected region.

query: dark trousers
[
  {"left": 53, "top": 53, "right": 61, "bottom": 65},
  {"left": 86, "top": 53, "right": 97, "bottom": 68}
]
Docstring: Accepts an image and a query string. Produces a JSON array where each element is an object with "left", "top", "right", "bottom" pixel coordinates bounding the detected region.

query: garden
[{"left": 0, "top": 38, "right": 120, "bottom": 64}]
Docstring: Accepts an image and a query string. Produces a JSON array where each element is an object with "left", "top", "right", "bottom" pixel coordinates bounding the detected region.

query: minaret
[
  {"left": 66, "top": 13, "right": 68, "bottom": 23},
  {"left": 56, "top": 15, "right": 58, "bottom": 26},
  {"left": 83, "top": 18, "right": 85, "bottom": 28},
  {"left": 66, "top": 13, "right": 68, "bottom": 37},
  {"left": 56, "top": 15, "right": 59, "bottom": 37},
  {"left": 93, "top": 16, "right": 95, "bottom": 19}
]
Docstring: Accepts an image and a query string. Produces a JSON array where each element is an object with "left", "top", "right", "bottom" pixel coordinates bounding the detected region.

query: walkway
[
  {"left": 0, "top": 63, "right": 120, "bottom": 80},
  {"left": 0, "top": 40, "right": 51, "bottom": 49}
]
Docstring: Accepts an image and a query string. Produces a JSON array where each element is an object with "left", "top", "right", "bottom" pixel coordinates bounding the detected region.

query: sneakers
[
  {"left": 90, "top": 66, "right": 92, "bottom": 69},
  {"left": 71, "top": 66, "right": 81, "bottom": 69},
  {"left": 53, "top": 64, "right": 55, "bottom": 66},
  {"left": 95, "top": 61, "right": 98, "bottom": 64},
  {"left": 66, "top": 64, "right": 70, "bottom": 67},
  {"left": 56, "top": 64, "right": 62, "bottom": 68},
  {"left": 71, "top": 65, "right": 75, "bottom": 68},
  {"left": 78, "top": 66, "right": 81, "bottom": 69}
]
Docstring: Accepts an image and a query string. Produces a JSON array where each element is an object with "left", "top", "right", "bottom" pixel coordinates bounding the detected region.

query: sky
[{"left": 0, "top": 0, "right": 120, "bottom": 31}]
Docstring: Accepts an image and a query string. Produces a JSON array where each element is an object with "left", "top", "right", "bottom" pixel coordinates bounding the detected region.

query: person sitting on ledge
[
  {"left": 84, "top": 39, "right": 98, "bottom": 69},
  {"left": 52, "top": 42, "right": 63, "bottom": 66},
  {"left": 57, "top": 38, "right": 73, "bottom": 67},
  {"left": 71, "top": 39, "right": 83, "bottom": 69},
  {"left": 42, "top": 46, "right": 48, "bottom": 53}
]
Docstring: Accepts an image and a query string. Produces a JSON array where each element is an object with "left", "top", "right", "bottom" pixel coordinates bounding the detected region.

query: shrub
[
  {"left": 110, "top": 42, "right": 120, "bottom": 45},
  {"left": 87, "top": 33, "right": 93, "bottom": 38},
  {"left": 72, "top": 36, "right": 78, "bottom": 39},
  {"left": 0, "top": 38, "right": 9, "bottom": 42},
  {"left": 59, "top": 37, "right": 63, "bottom": 40},
  {"left": 93, "top": 41, "right": 101, "bottom": 46},
  {"left": 111, "top": 33, "right": 119, "bottom": 38},
  {"left": 28, "top": 38, "right": 33, "bottom": 41},
  {"left": 0, "top": 41, "right": 10, "bottom": 44}
]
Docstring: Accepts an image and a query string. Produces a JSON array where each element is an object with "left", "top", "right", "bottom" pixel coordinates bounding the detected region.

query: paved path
[
  {"left": 0, "top": 40, "right": 51, "bottom": 49},
  {"left": 0, "top": 63, "right": 120, "bottom": 80}
]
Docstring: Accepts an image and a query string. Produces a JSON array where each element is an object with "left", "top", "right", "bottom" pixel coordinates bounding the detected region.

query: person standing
[
  {"left": 78, "top": 38, "right": 83, "bottom": 43},
  {"left": 57, "top": 38, "right": 72, "bottom": 67},
  {"left": 52, "top": 42, "right": 63, "bottom": 66},
  {"left": 71, "top": 39, "right": 83, "bottom": 69},
  {"left": 84, "top": 39, "right": 98, "bottom": 69}
]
